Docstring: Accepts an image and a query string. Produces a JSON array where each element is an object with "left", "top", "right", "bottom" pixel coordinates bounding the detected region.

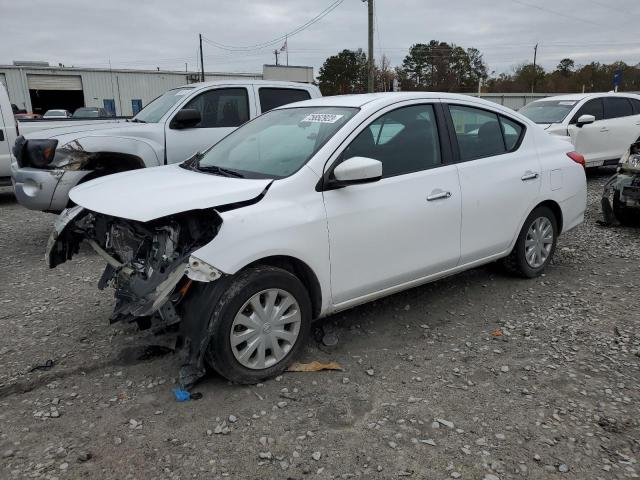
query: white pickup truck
[
  {"left": 0, "top": 84, "right": 19, "bottom": 187},
  {"left": 10, "top": 80, "right": 320, "bottom": 212}
]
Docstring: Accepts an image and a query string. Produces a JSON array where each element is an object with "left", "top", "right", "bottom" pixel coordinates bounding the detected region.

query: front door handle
[
  {"left": 427, "top": 190, "right": 452, "bottom": 201},
  {"left": 600, "top": 127, "right": 609, "bottom": 132},
  {"left": 0, "top": 129, "right": 3, "bottom": 141},
  {"left": 521, "top": 171, "right": 539, "bottom": 181}
]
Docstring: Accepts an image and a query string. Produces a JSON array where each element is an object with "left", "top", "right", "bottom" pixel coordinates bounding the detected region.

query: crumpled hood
[
  {"left": 24, "top": 121, "right": 155, "bottom": 142},
  {"left": 69, "top": 164, "right": 272, "bottom": 222}
]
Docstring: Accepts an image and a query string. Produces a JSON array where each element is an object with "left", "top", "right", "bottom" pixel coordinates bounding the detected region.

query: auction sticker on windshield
[{"left": 301, "top": 113, "right": 344, "bottom": 123}]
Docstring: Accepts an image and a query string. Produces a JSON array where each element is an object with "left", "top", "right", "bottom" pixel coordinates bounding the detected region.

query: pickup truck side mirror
[
  {"left": 576, "top": 114, "right": 596, "bottom": 128},
  {"left": 171, "top": 109, "right": 201, "bottom": 129}
]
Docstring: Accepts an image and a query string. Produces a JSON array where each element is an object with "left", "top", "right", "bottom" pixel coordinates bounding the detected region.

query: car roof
[
  {"left": 178, "top": 79, "right": 317, "bottom": 90},
  {"left": 275, "top": 92, "right": 514, "bottom": 112},
  {"left": 532, "top": 92, "right": 640, "bottom": 103}
]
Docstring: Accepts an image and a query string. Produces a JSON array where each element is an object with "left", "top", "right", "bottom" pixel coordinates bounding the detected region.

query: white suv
[{"left": 519, "top": 93, "right": 640, "bottom": 168}]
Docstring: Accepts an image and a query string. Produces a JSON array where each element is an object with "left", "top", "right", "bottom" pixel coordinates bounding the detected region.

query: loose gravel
[{"left": 0, "top": 169, "right": 638, "bottom": 479}]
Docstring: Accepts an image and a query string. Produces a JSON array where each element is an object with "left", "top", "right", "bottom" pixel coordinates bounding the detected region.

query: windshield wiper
[
  {"left": 130, "top": 118, "right": 146, "bottom": 123},
  {"left": 197, "top": 165, "right": 245, "bottom": 178},
  {"left": 181, "top": 152, "right": 204, "bottom": 170}
]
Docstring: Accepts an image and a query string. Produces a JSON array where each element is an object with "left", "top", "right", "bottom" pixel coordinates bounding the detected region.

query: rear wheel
[
  {"left": 204, "top": 266, "right": 311, "bottom": 384},
  {"left": 503, "top": 206, "right": 558, "bottom": 278}
]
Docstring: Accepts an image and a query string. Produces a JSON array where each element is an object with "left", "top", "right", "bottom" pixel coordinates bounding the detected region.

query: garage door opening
[{"left": 27, "top": 74, "right": 84, "bottom": 115}]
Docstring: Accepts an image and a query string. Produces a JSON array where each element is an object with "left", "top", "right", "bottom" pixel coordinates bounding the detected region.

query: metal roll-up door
[{"left": 27, "top": 74, "right": 82, "bottom": 91}]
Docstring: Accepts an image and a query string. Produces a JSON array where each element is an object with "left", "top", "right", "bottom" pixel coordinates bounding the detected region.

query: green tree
[
  {"left": 318, "top": 49, "right": 368, "bottom": 95},
  {"left": 556, "top": 58, "right": 575, "bottom": 77}
]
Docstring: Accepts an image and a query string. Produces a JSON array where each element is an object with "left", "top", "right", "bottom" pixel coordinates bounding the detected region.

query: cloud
[{"left": 1, "top": 0, "right": 638, "bottom": 76}]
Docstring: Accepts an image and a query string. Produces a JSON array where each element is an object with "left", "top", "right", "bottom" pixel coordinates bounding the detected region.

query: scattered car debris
[
  {"left": 28, "top": 359, "right": 54, "bottom": 372},
  {"left": 287, "top": 361, "right": 344, "bottom": 372},
  {"left": 601, "top": 139, "right": 640, "bottom": 226}
]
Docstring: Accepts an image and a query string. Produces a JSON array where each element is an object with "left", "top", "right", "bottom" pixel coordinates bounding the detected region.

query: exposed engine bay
[
  {"left": 602, "top": 140, "right": 640, "bottom": 226},
  {"left": 48, "top": 206, "right": 221, "bottom": 326}
]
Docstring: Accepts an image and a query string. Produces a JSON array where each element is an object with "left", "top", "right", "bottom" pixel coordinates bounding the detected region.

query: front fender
[{"left": 59, "top": 135, "right": 162, "bottom": 167}]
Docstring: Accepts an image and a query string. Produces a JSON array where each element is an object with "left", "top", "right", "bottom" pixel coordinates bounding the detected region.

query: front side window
[
  {"left": 194, "top": 107, "right": 357, "bottom": 179},
  {"left": 604, "top": 97, "right": 633, "bottom": 119},
  {"left": 449, "top": 105, "right": 505, "bottom": 160},
  {"left": 182, "top": 88, "right": 249, "bottom": 128},
  {"left": 341, "top": 104, "right": 441, "bottom": 178},
  {"left": 570, "top": 98, "right": 604, "bottom": 123},
  {"left": 133, "top": 87, "right": 194, "bottom": 123},
  {"left": 259, "top": 88, "right": 311, "bottom": 113}
]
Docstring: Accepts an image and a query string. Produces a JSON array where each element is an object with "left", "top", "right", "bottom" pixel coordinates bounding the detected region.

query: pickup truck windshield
[
  {"left": 195, "top": 107, "right": 358, "bottom": 179},
  {"left": 132, "top": 88, "right": 194, "bottom": 123},
  {"left": 519, "top": 100, "right": 578, "bottom": 124}
]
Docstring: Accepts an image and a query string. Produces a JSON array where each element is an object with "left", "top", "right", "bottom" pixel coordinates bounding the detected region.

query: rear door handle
[
  {"left": 521, "top": 171, "right": 539, "bottom": 181},
  {"left": 0, "top": 129, "right": 3, "bottom": 141},
  {"left": 426, "top": 190, "right": 452, "bottom": 201},
  {"left": 600, "top": 127, "right": 609, "bottom": 132}
]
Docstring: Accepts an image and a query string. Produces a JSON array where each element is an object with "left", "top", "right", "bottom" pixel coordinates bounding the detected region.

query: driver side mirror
[
  {"left": 327, "top": 156, "right": 382, "bottom": 189},
  {"left": 576, "top": 114, "right": 595, "bottom": 128},
  {"left": 171, "top": 108, "right": 201, "bottom": 129}
]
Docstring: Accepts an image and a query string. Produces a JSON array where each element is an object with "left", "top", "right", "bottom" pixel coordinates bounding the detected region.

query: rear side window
[
  {"left": 183, "top": 88, "right": 249, "bottom": 128},
  {"left": 448, "top": 105, "right": 524, "bottom": 161},
  {"left": 604, "top": 97, "right": 634, "bottom": 119},
  {"left": 259, "top": 88, "right": 311, "bottom": 113},
  {"left": 571, "top": 98, "right": 604, "bottom": 123}
]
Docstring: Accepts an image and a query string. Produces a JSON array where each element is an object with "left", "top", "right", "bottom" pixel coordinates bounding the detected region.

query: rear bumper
[{"left": 11, "top": 165, "right": 91, "bottom": 211}]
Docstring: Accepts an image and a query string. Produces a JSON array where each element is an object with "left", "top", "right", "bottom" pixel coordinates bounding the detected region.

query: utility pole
[
  {"left": 366, "top": 0, "right": 374, "bottom": 93},
  {"left": 531, "top": 43, "right": 538, "bottom": 94},
  {"left": 199, "top": 34, "right": 205, "bottom": 82},
  {"left": 273, "top": 49, "right": 280, "bottom": 65}
]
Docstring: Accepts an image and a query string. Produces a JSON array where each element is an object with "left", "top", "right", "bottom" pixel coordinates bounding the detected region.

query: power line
[
  {"left": 201, "top": 0, "right": 344, "bottom": 52},
  {"left": 508, "top": 0, "right": 615, "bottom": 29}
]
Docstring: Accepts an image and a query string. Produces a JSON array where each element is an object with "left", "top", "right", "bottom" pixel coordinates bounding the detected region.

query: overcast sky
[{"left": 2, "top": 0, "right": 639, "bottom": 76}]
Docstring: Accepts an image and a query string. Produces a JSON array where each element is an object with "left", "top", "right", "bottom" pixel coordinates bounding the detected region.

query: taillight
[{"left": 567, "top": 151, "right": 585, "bottom": 168}]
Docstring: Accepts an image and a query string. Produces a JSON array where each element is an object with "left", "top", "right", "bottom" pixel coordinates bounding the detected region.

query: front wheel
[
  {"left": 503, "top": 206, "right": 558, "bottom": 278},
  {"left": 204, "top": 266, "right": 312, "bottom": 384}
]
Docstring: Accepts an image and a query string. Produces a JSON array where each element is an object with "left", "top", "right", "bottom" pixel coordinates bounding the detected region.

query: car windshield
[
  {"left": 194, "top": 107, "right": 358, "bottom": 179},
  {"left": 132, "top": 88, "right": 194, "bottom": 123},
  {"left": 73, "top": 108, "right": 99, "bottom": 118},
  {"left": 519, "top": 100, "right": 578, "bottom": 124}
]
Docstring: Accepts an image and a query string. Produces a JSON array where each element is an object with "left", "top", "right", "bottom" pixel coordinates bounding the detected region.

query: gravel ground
[{"left": 0, "top": 169, "right": 638, "bottom": 480}]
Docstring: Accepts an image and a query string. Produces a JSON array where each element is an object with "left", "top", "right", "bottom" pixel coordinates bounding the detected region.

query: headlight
[
  {"left": 620, "top": 152, "right": 640, "bottom": 172},
  {"left": 21, "top": 139, "right": 58, "bottom": 168}
]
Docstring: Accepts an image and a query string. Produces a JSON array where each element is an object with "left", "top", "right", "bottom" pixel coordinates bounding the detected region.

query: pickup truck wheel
[
  {"left": 204, "top": 266, "right": 311, "bottom": 384},
  {"left": 503, "top": 206, "right": 557, "bottom": 278}
]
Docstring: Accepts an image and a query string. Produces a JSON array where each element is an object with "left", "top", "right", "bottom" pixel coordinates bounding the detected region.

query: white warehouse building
[{"left": 0, "top": 62, "right": 313, "bottom": 117}]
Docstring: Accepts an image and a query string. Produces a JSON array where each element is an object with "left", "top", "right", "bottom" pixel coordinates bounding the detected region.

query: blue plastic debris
[{"left": 173, "top": 388, "right": 191, "bottom": 402}]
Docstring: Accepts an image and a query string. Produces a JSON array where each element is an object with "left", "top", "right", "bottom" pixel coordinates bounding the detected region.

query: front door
[
  {"left": 568, "top": 98, "right": 609, "bottom": 165},
  {"left": 164, "top": 87, "right": 253, "bottom": 164},
  {"left": 322, "top": 102, "right": 461, "bottom": 305},
  {"left": 603, "top": 96, "right": 640, "bottom": 161}
]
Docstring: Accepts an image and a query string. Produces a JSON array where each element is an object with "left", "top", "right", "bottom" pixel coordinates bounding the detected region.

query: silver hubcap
[
  {"left": 525, "top": 216, "right": 554, "bottom": 268},
  {"left": 230, "top": 289, "right": 301, "bottom": 370}
]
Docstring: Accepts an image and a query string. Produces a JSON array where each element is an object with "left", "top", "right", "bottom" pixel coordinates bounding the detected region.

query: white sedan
[{"left": 48, "top": 92, "right": 587, "bottom": 385}]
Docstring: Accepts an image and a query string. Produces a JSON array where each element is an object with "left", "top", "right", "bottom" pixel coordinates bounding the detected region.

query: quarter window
[
  {"left": 630, "top": 98, "right": 640, "bottom": 115},
  {"left": 501, "top": 117, "right": 524, "bottom": 150},
  {"left": 341, "top": 104, "right": 441, "bottom": 178},
  {"left": 571, "top": 98, "right": 604, "bottom": 123},
  {"left": 182, "top": 88, "right": 249, "bottom": 128},
  {"left": 604, "top": 97, "right": 633, "bottom": 119},
  {"left": 258, "top": 88, "right": 311, "bottom": 113}
]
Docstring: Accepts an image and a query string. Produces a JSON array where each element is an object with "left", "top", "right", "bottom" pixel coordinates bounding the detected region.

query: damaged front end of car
[
  {"left": 47, "top": 205, "right": 223, "bottom": 386},
  {"left": 602, "top": 140, "right": 640, "bottom": 226}
]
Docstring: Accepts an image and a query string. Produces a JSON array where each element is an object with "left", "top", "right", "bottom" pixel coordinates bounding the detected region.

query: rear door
[
  {"left": 164, "top": 87, "right": 255, "bottom": 164},
  {"left": 568, "top": 98, "right": 609, "bottom": 165},
  {"left": 603, "top": 96, "right": 640, "bottom": 160},
  {"left": 445, "top": 102, "right": 540, "bottom": 263}
]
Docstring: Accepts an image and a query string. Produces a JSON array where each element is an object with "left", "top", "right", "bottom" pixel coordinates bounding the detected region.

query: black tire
[
  {"left": 204, "top": 266, "right": 311, "bottom": 384},
  {"left": 503, "top": 206, "right": 558, "bottom": 278},
  {"left": 613, "top": 190, "right": 640, "bottom": 227}
]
